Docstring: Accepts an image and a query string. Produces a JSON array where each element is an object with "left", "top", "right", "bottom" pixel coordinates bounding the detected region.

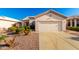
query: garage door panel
[{"left": 38, "top": 22, "right": 61, "bottom": 32}]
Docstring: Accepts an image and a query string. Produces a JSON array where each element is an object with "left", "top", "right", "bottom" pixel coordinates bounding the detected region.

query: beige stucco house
[
  {"left": 0, "top": 16, "right": 20, "bottom": 30},
  {"left": 26, "top": 10, "right": 67, "bottom": 32},
  {"left": 67, "top": 16, "right": 79, "bottom": 27}
]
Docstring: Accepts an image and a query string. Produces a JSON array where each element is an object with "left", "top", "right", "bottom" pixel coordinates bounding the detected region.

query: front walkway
[{"left": 39, "top": 32, "right": 79, "bottom": 50}]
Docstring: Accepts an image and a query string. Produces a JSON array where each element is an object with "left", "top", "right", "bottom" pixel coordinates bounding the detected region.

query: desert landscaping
[
  {"left": 0, "top": 31, "right": 39, "bottom": 50},
  {"left": 0, "top": 9, "right": 79, "bottom": 50}
]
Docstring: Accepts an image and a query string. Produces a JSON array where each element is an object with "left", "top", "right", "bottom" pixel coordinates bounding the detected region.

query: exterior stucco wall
[
  {"left": 36, "top": 13, "right": 64, "bottom": 21},
  {"left": 35, "top": 21, "right": 39, "bottom": 32},
  {"left": 0, "top": 20, "right": 17, "bottom": 30},
  {"left": 62, "top": 20, "right": 67, "bottom": 31},
  {"left": 29, "top": 19, "right": 35, "bottom": 24}
]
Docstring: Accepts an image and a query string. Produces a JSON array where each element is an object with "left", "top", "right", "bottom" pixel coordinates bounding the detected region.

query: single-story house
[
  {"left": 34, "top": 10, "right": 67, "bottom": 32},
  {"left": 14, "top": 16, "right": 35, "bottom": 30},
  {"left": 0, "top": 16, "right": 20, "bottom": 30},
  {"left": 67, "top": 16, "right": 79, "bottom": 27},
  {"left": 22, "top": 10, "right": 67, "bottom": 32}
]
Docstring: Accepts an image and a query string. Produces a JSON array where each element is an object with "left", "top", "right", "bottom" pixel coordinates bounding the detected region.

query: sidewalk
[{"left": 66, "top": 30, "right": 79, "bottom": 36}]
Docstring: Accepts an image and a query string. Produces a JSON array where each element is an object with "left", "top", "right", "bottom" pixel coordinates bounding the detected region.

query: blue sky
[{"left": 0, "top": 8, "right": 79, "bottom": 20}]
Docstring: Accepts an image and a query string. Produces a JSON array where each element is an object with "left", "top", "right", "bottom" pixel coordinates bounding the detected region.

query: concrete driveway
[{"left": 39, "top": 32, "right": 79, "bottom": 50}]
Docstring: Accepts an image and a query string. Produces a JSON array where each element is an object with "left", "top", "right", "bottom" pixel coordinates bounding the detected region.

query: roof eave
[{"left": 34, "top": 10, "right": 67, "bottom": 19}]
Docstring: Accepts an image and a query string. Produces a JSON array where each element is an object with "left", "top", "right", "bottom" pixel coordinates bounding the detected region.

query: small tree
[{"left": 20, "top": 26, "right": 31, "bottom": 35}]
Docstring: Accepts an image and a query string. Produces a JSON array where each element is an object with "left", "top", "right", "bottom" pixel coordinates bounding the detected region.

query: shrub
[
  {"left": 67, "top": 26, "right": 79, "bottom": 31},
  {"left": 15, "top": 26, "right": 25, "bottom": 34},
  {"left": 20, "top": 26, "right": 31, "bottom": 35},
  {"left": 8, "top": 25, "right": 31, "bottom": 35},
  {"left": 0, "top": 35, "right": 7, "bottom": 41},
  {"left": 25, "top": 26, "right": 31, "bottom": 31},
  {"left": 8, "top": 26, "right": 17, "bottom": 32}
]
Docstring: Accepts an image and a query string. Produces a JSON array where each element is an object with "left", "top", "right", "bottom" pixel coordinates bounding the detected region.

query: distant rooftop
[
  {"left": 67, "top": 16, "right": 79, "bottom": 19},
  {"left": 0, "top": 16, "right": 20, "bottom": 22},
  {"left": 23, "top": 16, "right": 35, "bottom": 20}
]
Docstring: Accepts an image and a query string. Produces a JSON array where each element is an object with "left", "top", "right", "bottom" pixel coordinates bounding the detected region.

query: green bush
[
  {"left": 15, "top": 26, "right": 25, "bottom": 34},
  {"left": 67, "top": 26, "right": 79, "bottom": 31},
  {"left": 20, "top": 26, "right": 31, "bottom": 35},
  {"left": 25, "top": 26, "right": 31, "bottom": 31},
  {"left": 0, "top": 35, "right": 7, "bottom": 41},
  {"left": 20, "top": 26, "right": 31, "bottom": 31},
  {"left": 8, "top": 26, "right": 17, "bottom": 32},
  {"left": 8, "top": 26, "right": 31, "bottom": 35}
]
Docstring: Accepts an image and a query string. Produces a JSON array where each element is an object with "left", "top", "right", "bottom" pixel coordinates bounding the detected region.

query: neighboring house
[
  {"left": 13, "top": 22, "right": 22, "bottom": 27},
  {"left": 0, "top": 16, "right": 20, "bottom": 30},
  {"left": 23, "top": 16, "right": 35, "bottom": 30},
  {"left": 22, "top": 17, "right": 29, "bottom": 26},
  {"left": 67, "top": 16, "right": 79, "bottom": 27},
  {"left": 14, "top": 17, "right": 29, "bottom": 27},
  {"left": 15, "top": 16, "right": 35, "bottom": 30}
]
